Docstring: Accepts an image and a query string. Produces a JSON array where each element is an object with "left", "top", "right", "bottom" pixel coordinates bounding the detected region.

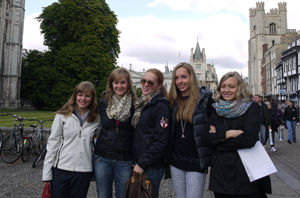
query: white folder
[{"left": 237, "top": 141, "right": 277, "bottom": 182}]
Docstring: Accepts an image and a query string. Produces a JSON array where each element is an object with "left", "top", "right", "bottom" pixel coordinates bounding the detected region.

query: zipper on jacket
[
  {"left": 113, "top": 120, "right": 120, "bottom": 159},
  {"left": 79, "top": 130, "right": 81, "bottom": 138}
]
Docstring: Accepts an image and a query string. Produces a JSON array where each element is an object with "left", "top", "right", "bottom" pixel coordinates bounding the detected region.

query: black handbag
[{"left": 124, "top": 165, "right": 156, "bottom": 198}]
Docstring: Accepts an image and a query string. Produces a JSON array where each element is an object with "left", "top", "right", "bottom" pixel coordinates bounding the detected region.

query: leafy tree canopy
[{"left": 21, "top": 0, "right": 120, "bottom": 110}]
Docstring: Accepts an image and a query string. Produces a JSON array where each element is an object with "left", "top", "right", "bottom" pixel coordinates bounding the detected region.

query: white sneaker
[
  {"left": 271, "top": 147, "right": 277, "bottom": 152},
  {"left": 279, "top": 138, "right": 283, "bottom": 141}
]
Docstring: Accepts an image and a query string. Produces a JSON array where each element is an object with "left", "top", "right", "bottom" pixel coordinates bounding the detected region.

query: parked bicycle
[
  {"left": 0, "top": 113, "right": 9, "bottom": 148},
  {"left": 32, "top": 143, "right": 47, "bottom": 168},
  {"left": 1, "top": 114, "right": 27, "bottom": 164},
  {"left": 22, "top": 118, "right": 53, "bottom": 162}
]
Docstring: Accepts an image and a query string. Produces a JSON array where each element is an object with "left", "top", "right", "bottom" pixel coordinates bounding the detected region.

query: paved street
[{"left": 0, "top": 127, "right": 299, "bottom": 198}]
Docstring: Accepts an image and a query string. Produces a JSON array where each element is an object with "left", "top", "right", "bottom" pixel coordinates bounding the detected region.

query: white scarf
[{"left": 106, "top": 93, "right": 132, "bottom": 122}]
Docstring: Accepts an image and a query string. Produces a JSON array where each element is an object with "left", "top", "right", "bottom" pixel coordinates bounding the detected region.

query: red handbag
[{"left": 42, "top": 182, "right": 51, "bottom": 198}]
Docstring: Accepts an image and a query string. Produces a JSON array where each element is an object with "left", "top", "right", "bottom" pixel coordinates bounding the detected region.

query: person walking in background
[
  {"left": 93, "top": 68, "right": 137, "bottom": 198},
  {"left": 254, "top": 94, "right": 271, "bottom": 146},
  {"left": 132, "top": 68, "right": 171, "bottom": 198},
  {"left": 283, "top": 100, "right": 297, "bottom": 144},
  {"left": 280, "top": 100, "right": 288, "bottom": 129},
  {"left": 265, "top": 101, "right": 280, "bottom": 152},
  {"left": 201, "top": 71, "right": 271, "bottom": 198},
  {"left": 168, "top": 62, "right": 214, "bottom": 198},
  {"left": 43, "top": 81, "right": 100, "bottom": 198}
]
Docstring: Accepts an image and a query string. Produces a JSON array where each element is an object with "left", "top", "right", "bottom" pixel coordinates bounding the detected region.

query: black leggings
[{"left": 214, "top": 191, "right": 267, "bottom": 198}]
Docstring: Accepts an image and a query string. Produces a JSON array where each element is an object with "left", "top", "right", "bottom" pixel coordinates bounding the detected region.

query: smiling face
[
  {"left": 112, "top": 77, "right": 128, "bottom": 100},
  {"left": 142, "top": 71, "right": 161, "bottom": 96},
  {"left": 76, "top": 92, "right": 92, "bottom": 113},
  {"left": 220, "top": 77, "right": 239, "bottom": 101},
  {"left": 175, "top": 67, "right": 191, "bottom": 97}
]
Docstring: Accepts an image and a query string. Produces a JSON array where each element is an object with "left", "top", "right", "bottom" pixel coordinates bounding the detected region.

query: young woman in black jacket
[
  {"left": 93, "top": 68, "right": 137, "bottom": 198},
  {"left": 168, "top": 62, "right": 214, "bottom": 198},
  {"left": 132, "top": 68, "right": 171, "bottom": 198},
  {"left": 201, "top": 71, "right": 271, "bottom": 198}
]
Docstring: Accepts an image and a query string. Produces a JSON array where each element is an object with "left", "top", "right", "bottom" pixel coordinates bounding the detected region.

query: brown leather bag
[{"left": 124, "top": 165, "right": 156, "bottom": 198}]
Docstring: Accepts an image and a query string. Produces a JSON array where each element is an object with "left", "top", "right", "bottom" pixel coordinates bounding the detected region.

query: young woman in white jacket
[{"left": 43, "top": 81, "right": 101, "bottom": 198}]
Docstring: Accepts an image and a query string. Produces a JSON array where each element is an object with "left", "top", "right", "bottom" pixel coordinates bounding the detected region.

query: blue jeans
[
  {"left": 144, "top": 167, "right": 165, "bottom": 198},
  {"left": 170, "top": 165, "right": 206, "bottom": 198},
  {"left": 93, "top": 155, "right": 133, "bottom": 198},
  {"left": 286, "top": 120, "right": 297, "bottom": 142},
  {"left": 258, "top": 124, "right": 266, "bottom": 145}
]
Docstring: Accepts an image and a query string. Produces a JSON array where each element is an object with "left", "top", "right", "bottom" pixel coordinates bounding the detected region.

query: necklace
[{"left": 180, "top": 113, "right": 186, "bottom": 139}]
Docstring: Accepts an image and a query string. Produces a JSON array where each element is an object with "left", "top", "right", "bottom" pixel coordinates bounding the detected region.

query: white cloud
[
  {"left": 117, "top": 13, "right": 249, "bottom": 79},
  {"left": 23, "top": 13, "right": 48, "bottom": 51}
]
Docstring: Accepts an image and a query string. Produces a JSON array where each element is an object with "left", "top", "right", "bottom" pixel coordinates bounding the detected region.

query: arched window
[{"left": 269, "top": 23, "right": 276, "bottom": 34}]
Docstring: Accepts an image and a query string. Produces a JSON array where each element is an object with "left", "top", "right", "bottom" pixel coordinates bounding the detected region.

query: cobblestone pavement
[{"left": 0, "top": 126, "right": 299, "bottom": 198}]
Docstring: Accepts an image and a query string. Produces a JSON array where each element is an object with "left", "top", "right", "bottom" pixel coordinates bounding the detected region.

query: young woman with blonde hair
[
  {"left": 132, "top": 68, "right": 170, "bottom": 198},
  {"left": 43, "top": 81, "right": 100, "bottom": 198},
  {"left": 168, "top": 62, "right": 214, "bottom": 198},
  {"left": 93, "top": 67, "right": 137, "bottom": 198},
  {"left": 201, "top": 71, "right": 271, "bottom": 198}
]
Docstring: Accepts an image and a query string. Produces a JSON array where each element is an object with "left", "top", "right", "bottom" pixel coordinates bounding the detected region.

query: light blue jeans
[
  {"left": 286, "top": 120, "right": 297, "bottom": 142},
  {"left": 170, "top": 165, "right": 206, "bottom": 198},
  {"left": 93, "top": 154, "right": 133, "bottom": 198},
  {"left": 144, "top": 167, "right": 165, "bottom": 198}
]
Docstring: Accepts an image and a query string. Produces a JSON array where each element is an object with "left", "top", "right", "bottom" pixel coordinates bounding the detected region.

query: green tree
[{"left": 21, "top": 0, "right": 120, "bottom": 110}]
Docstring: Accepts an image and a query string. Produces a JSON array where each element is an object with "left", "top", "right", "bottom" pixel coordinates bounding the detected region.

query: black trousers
[
  {"left": 51, "top": 167, "right": 92, "bottom": 198},
  {"left": 214, "top": 191, "right": 268, "bottom": 198}
]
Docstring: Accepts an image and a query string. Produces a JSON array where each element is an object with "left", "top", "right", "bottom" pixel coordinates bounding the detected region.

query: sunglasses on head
[{"left": 140, "top": 79, "right": 154, "bottom": 87}]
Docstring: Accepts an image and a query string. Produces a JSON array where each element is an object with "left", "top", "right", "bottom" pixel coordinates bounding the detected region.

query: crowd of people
[{"left": 41, "top": 63, "right": 297, "bottom": 198}]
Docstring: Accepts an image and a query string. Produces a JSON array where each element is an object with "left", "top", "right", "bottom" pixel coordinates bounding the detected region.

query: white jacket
[{"left": 43, "top": 113, "right": 100, "bottom": 181}]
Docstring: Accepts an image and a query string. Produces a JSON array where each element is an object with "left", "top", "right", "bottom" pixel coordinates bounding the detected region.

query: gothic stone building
[
  {"left": 248, "top": 2, "right": 287, "bottom": 95},
  {"left": 0, "top": 0, "right": 25, "bottom": 109}
]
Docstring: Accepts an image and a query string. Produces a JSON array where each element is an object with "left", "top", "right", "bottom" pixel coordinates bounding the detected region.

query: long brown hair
[
  {"left": 215, "top": 71, "right": 252, "bottom": 102},
  {"left": 56, "top": 81, "right": 99, "bottom": 122},
  {"left": 146, "top": 68, "right": 169, "bottom": 100},
  {"left": 104, "top": 67, "right": 137, "bottom": 109},
  {"left": 169, "top": 62, "right": 199, "bottom": 123}
]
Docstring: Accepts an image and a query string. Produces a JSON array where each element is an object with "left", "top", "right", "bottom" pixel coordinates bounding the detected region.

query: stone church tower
[
  {"left": 190, "top": 41, "right": 218, "bottom": 97},
  {"left": 0, "top": 0, "right": 25, "bottom": 109},
  {"left": 248, "top": 2, "right": 287, "bottom": 95}
]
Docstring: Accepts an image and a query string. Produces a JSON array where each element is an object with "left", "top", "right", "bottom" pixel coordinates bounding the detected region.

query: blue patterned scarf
[{"left": 213, "top": 99, "right": 253, "bottom": 118}]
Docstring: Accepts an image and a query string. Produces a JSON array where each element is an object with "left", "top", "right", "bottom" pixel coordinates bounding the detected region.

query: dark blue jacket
[
  {"left": 169, "top": 86, "right": 214, "bottom": 171},
  {"left": 133, "top": 92, "right": 171, "bottom": 170}
]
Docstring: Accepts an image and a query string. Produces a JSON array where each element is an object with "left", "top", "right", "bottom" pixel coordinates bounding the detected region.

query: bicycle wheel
[
  {"left": 0, "top": 129, "right": 3, "bottom": 148},
  {"left": 1, "top": 134, "right": 24, "bottom": 164},
  {"left": 32, "top": 144, "right": 47, "bottom": 168},
  {"left": 22, "top": 138, "right": 33, "bottom": 162}
]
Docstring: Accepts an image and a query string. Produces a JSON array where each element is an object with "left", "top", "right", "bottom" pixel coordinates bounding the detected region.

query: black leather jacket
[
  {"left": 94, "top": 98, "right": 135, "bottom": 161},
  {"left": 169, "top": 86, "right": 214, "bottom": 171}
]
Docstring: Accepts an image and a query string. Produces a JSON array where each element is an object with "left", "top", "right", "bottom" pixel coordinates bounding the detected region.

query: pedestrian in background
[
  {"left": 295, "top": 105, "right": 299, "bottom": 124},
  {"left": 254, "top": 94, "right": 271, "bottom": 146},
  {"left": 266, "top": 101, "right": 280, "bottom": 152},
  {"left": 132, "top": 68, "right": 171, "bottom": 198},
  {"left": 201, "top": 71, "right": 271, "bottom": 198},
  {"left": 43, "top": 81, "right": 100, "bottom": 198},
  {"left": 168, "top": 62, "right": 214, "bottom": 198},
  {"left": 93, "top": 68, "right": 137, "bottom": 198},
  {"left": 283, "top": 100, "right": 297, "bottom": 144}
]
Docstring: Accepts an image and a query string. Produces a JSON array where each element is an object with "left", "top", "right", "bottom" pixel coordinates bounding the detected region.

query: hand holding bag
[
  {"left": 124, "top": 165, "right": 156, "bottom": 198},
  {"left": 42, "top": 182, "right": 51, "bottom": 198}
]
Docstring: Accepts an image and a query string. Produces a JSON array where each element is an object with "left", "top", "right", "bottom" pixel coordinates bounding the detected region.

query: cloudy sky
[{"left": 24, "top": 0, "right": 300, "bottom": 79}]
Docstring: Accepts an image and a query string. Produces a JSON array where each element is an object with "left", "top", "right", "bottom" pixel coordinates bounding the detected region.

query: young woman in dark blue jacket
[
  {"left": 168, "top": 62, "right": 214, "bottom": 198},
  {"left": 132, "top": 68, "right": 171, "bottom": 198},
  {"left": 93, "top": 68, "right": 137, "bottom": 198}
]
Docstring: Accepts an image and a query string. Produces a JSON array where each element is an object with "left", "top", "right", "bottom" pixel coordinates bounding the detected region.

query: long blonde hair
[
  {"left": 56, "top": 81, "right": 99, "bottom": 122},
  {"left": 169, "top": 62, "right": 200, "bottom": 123},
  {"left": 146, "top": 68, "right": 169, "bottom": 100},
  {"left": 215, "top": 71, "right": 252, "bottom": 102},
  {"left": 104, "top": 68, "right": 137, "bottom": 108}
]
